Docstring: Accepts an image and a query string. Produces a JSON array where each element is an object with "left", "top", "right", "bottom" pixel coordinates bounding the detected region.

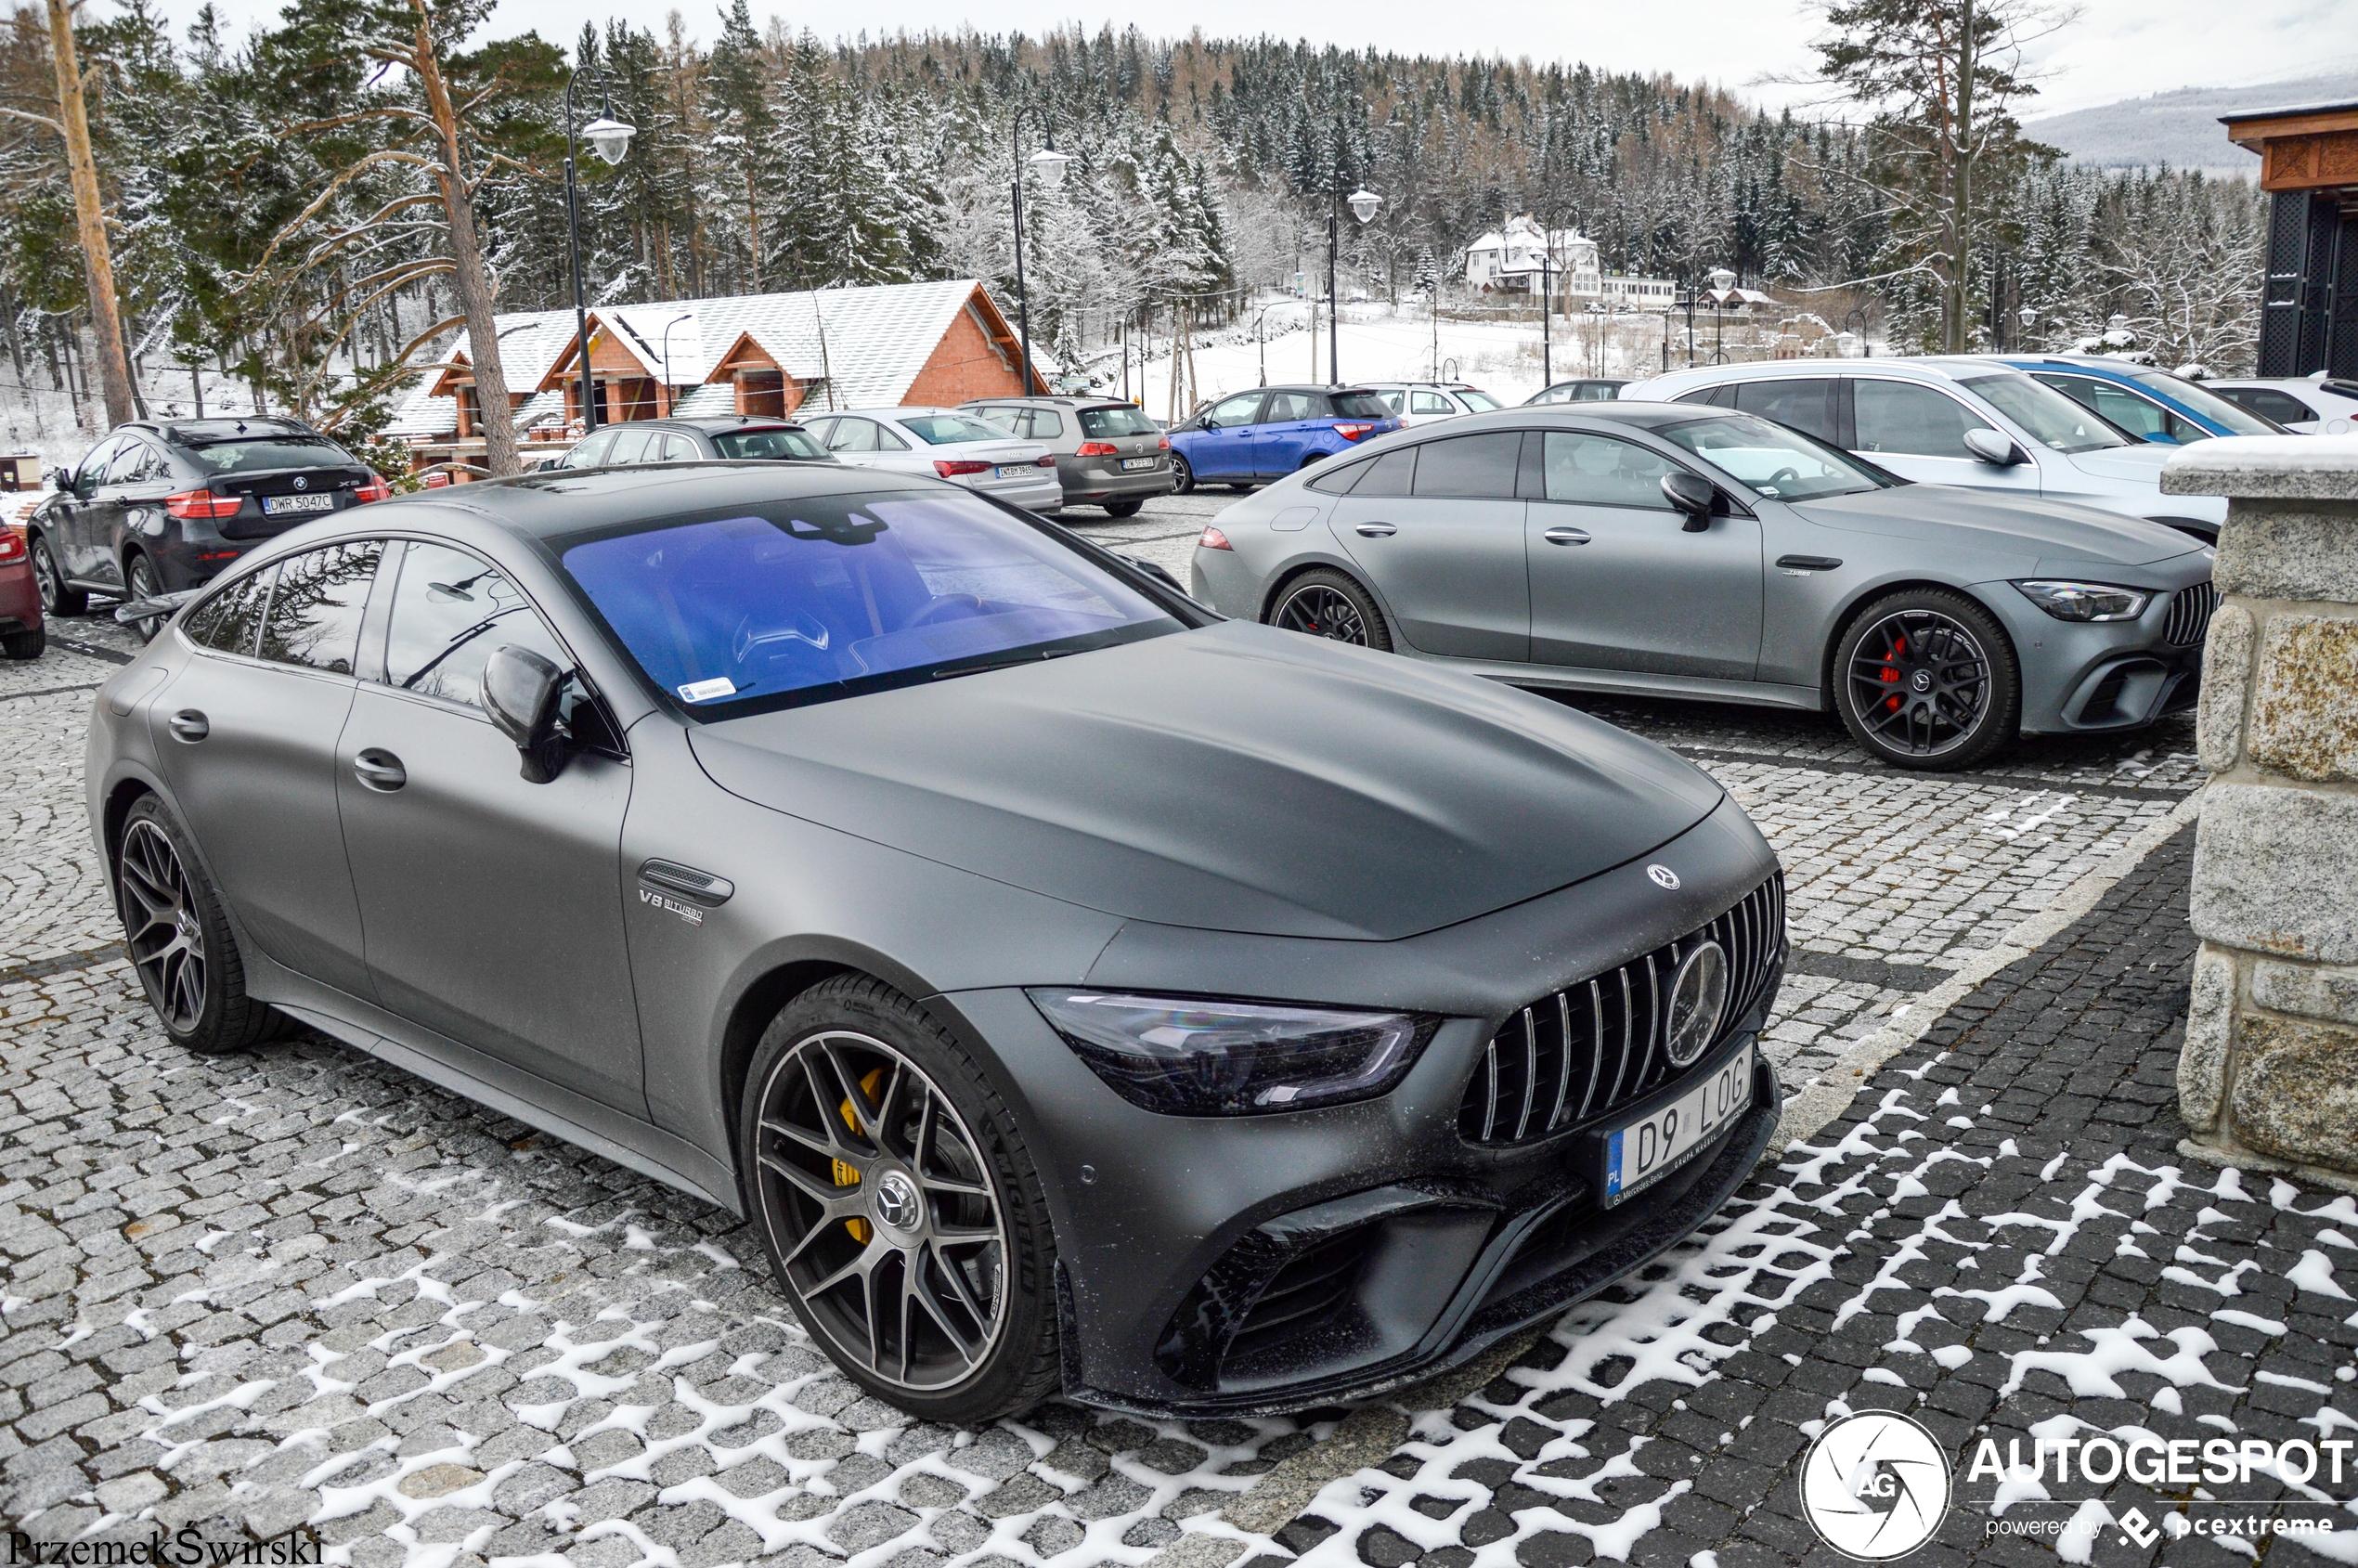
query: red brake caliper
[{"left": 1881, "top": 633, "right": 1905, "bottom": 712}]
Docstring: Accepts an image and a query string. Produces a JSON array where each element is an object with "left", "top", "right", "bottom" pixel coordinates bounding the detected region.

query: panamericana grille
[
  {"left": 1458, "top": 875, "right": 1785, "bottom": 1147},
  {"left": 2162, "top": 582, "right": 2218, "bottom": 648}
]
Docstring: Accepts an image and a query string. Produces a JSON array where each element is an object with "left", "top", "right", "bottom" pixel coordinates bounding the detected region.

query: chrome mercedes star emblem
[
  {"left": 1647, "top": 864, "right": 1680, "bottom": 890},
  {"left": 1911, "top": 669, "right": 1933, "bottom": 693},
  {"left": 872, "top": 1171, "right": 923, "bottom": 1234},
  {"left": 1665, "top": 940, "right": 1730, "bottom": 1067}
]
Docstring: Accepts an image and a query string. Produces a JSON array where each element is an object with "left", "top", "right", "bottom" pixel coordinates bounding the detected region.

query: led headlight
[
  {"left": 1026, "top": 991, "right": 1434, "bottom": 1115},
  {"left": 2012, "top": 580, "right": 2152, "bottom": 622}
]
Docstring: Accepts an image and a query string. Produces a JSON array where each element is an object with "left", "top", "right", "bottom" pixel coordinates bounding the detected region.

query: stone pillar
[{"left": 2166, "top": 436, "right": 2358, "bottom": 1184}]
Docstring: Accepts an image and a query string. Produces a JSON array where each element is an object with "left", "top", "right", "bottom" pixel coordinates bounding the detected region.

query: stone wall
[{"left": 2167, "top": 436, "right": 2358, "bottom": 1181}]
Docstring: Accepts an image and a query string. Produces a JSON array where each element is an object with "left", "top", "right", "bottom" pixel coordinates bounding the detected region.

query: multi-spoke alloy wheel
[
  {"left": 1832, "top": 590, "right": 2020, "bottom": 771},
  {"left": 119, "top": 818, "right": 206, "bottom": 1032},
  {"left": 1267, "top": 569, "right": 1391, "bottom": 651},
  {"left": 751, "top": 1030, "right": 1010, "bottom": 1392}
]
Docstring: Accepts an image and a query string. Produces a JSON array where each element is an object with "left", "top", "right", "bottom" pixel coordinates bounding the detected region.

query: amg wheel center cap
[
  {"left": 872, "top": 1171, "right": 924, "bottom": 1236},
  {"left": 1664, "top": 940, "right": 1730, "bottom": 1068},
  {"left": 1910, "top": 669, "right": 1934, "bottom": 693}
]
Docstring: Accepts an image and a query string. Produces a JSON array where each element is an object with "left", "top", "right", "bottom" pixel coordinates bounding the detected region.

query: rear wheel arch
[
  {"left": 1258, "top": 557, "right": 1383, "bottom": 626},
  {"left": 102, "top": 778, "right": 157, "bottom": 878}
]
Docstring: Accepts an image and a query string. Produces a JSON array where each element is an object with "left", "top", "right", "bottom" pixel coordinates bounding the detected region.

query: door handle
[
  {"left": 1354, "top": 523, "right": 1397, "bottom": 538},
  {"left": 1543, "top": 526, "right": 1592, "bottom": 546},
  {"left": 167, "top": 709, "right": 208, "bottom": 743},
  {"left": 352, "top": 749, "right": 407, "bottom": 792}
]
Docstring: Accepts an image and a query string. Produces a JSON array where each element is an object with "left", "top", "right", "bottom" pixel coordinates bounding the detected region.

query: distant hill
[{"left": 2024, "top": 72, "right": 2358, "bottom": 174}]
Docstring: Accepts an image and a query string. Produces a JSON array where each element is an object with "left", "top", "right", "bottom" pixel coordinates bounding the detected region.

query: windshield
[
  {"left": 1077, "top": 405, "right": 1158, "bottom": 438},
  {"left": 2121, "top": 369, "right": 2285, "bottom": 435},
  {"left": 1658, "top": 413, "right": 1886, "bottom": 500},
  {"left": 1958, "top": 372, "right": 2129, "bottom": 452},
  {"left": 712, "top": 426, "right": 828, "bottom": 460},
  {"left": 899, "top": 414, "right": 1014, "bottom": 446},
  {"left": 558, "top": 489, "right": 1179, "bottom": 717},
  {"left": 1456, "top": 389, "right": 1503, "bottom": 411},
  {"left": 184, "top": 434, "right": 352, "bottom": 474},
  {"left": 1332, "top": 391, "right": 1393, "bottom": 420}
]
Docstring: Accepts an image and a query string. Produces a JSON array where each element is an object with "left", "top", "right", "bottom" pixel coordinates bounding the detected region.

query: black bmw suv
[{"left": 29, "top": 417, "right": 386, "bottom": 631}]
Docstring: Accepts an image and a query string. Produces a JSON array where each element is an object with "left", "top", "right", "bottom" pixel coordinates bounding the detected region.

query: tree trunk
[
  {"left": 1951, "top": 0, "right": 1976, "bottom": 355},
  {"left": 412, "top": 5, "right": 519, "bottom": 477},
  {"left": 46, "top": 0, "right": 135, "bottom": 428}
]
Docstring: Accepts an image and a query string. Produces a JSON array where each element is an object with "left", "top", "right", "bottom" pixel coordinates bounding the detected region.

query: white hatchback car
[
  {"left": 1626, "top": 357, "right": 2228, "bottom": 542},
  {"left": 1363, "top": 382, "right": 1508, "bottom": 426},
  {"left": 797, "top": 408, "right": 1063, "bottom": 513},
  {"left": 2202, "top": 376, "right": 2358, "bottom": 435}
]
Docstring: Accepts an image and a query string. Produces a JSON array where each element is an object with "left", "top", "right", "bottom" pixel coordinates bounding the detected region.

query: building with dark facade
[{"left": 2224, "top": 99, "right": 2358, "bottom": 377}]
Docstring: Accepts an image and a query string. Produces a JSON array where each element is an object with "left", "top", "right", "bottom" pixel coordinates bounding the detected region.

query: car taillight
[
  {"left": 353, "top": 473, "right": 393, "bottom": 503},
  {"left": 0, "top": 531, "right": 23, "bottom": 564},
  {"left": 164, "top": 488, "right": 243, "bottom": 520},
  {"left": 934, "top": 460, "right": 991, "bottom": 477},
  {"left": 1157, "top": 436, "right": 1172, "bottom": 449},
  {"left": 1198, "top": 526, "right": 1233, "bottom": 551},
  {"left": 1334, "top": 422, "right": 1375, "bottom": 441},
  {"left": 1075, "top": 442, "right": 1120, "bottom": 457},
  {"left": 422, "top": 472, "right": 450, "bottom": 488},
  {"left": 1035, "top": 454, "right": 1056, "bottom": 468}
]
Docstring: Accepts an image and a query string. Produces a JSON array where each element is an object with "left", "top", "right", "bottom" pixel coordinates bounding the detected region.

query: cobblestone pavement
[{"left": 1, "top": 591, "right": 2260, "bottom": 1568}]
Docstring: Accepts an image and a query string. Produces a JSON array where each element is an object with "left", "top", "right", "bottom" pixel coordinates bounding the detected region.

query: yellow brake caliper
[{"left": 836, "top": 1068, "right": 884, "bottom": 1244}]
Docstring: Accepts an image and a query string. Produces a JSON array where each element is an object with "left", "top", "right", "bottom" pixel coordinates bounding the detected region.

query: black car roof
[{"left": 404, "top": 460, "right": 934, "bottom": 545}]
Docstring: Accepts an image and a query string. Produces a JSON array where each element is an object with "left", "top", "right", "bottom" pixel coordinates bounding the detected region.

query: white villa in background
[{"left": 1462, "top": 216, "right": 1681, "bottom": 313}]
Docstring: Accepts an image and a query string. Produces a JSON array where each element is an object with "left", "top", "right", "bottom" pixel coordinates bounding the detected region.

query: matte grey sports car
[
  {"left": 85, "top": 462, "right": 1785, "bottom": 1421},
  {"left": 1190, "top": 405, "right": 2219, "bottom": 770}
]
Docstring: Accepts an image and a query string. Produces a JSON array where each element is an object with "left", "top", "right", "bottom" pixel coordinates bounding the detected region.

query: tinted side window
[
  {"left": 1574, "top": 383, "right": 1619, "bottom": 402},
  {"left": 383, "top": 542, "right": 568, "bottom": 712},
  {"left": 604, "top": 429, "right": 652, "bottom": 464},
  {"left": 1410, "top": 433, "right": 1522, "bottom": 499},
  {"left": 561, "top": 431, "right": 615, "bottom": 469},
  {"left": 1734, "top": 379, "right": 1838, "bottom": 445},
  {"left": 1852, "top": 381, "right": 1991, "bottom": 459},
  {"left": 1263, "top": 393, "right": 1315, "bottom": 422},
  {"left": 256, "top": 540, "right": 383, "bottom": 675},
  {"left": 103, "top": 442, "right": 150, "bottom": 486},
  {"left": 1351, "top": 446, "right": 1418, "bottom": 497},
  {"left": 75, "top": 439, "right": 123, "bottom": 494},
  {"left": 1206, "top": 393, "right": 1263, "bottom": 427},
  {"left": 1306, "top": 458, "right": 1369, "bottom": 494},
  {"left": 1541, "top": 432, "right": 1678, "bottom": 510},
  {"left": 182, "top": 566, "right": 275, "bottom": 656}
]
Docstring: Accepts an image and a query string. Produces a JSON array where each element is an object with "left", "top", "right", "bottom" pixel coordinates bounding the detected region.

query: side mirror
[
  {"left": 1964, "top": 428, "right": 2025, "bottom": 466},
  {"left": 1661, "top": 471, "right": 1717, "bottom": 531},
  {"left": 482, "top": 644, "right": 572, "bottom": 784},
  {"left": 45, "top": 466, "right": 71, "bottom": 491}
]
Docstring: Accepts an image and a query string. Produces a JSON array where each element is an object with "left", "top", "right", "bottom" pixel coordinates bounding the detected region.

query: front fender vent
[{"left": 1458, "top": 874, "right": 1784, "bottom": 1147}]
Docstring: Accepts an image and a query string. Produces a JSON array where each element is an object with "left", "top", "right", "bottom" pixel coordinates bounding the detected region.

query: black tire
[
  {"left": 1, "top": 626, "right": 41, "bottom": 660},
  {"left": 29, "top": 532, "right": 85, "bottom": 616},
  {"left": 1831, "top": 588, "right": 2020, "bottom": 771},
  {"left": 124, "top": 552, "right": 162, "bottom": 643},
  {"left": 1265, "top": 567, "right": 1393, "bottom": 652},
  {"left": 1227, "top": 482, "right": 1255, "bottom": 493},
  {"left": 116, "top": 794, "right": 289, "bottom": 1055},
  {"left": 739, "top": 974, "right": 1060, "bottom": 1425},
  {"left": 1171, "top": 454, "right": 1195, "bottom": 495},
  {"left": 1103, "top": 499, "right": 1145, "bottom": 519}
]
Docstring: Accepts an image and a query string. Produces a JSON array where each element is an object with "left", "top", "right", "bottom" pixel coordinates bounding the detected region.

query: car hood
[
  {"left": 1787, "top": 484, "right": 2197, "bottom": 565},
  {"left": 2058, "top": 443, "right": 2172, "bottom": 484},
  {"left": 687, "top": 622, "right": 1725, "bottom": 940}
]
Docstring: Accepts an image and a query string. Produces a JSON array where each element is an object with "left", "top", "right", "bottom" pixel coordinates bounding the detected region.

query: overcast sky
[{"left": 151, "top": 0, "right": 2354, "bottom": 118}]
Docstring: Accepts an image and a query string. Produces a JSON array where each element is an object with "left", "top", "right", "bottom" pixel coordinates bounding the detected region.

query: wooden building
[
  {"left": 2222, "top": 98, "right": 2358, "bottom": 378},
  {"left": 388, "top": 279, "right": 1045, "bottom": 475}
]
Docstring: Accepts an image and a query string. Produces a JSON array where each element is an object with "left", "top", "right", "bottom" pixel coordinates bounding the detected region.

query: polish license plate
[
  {"left": 1120, "top": 457, "right": 1156, "bottom": 472},
  {"left": 995, "top": 465, "right": 1034, "bottom": 480},
  {"left": 263, "top": 492, "right": 334, "bottom": 515},
  {"left": 1601, "top": 1042, "right": 1755, "bottom": 1205}
]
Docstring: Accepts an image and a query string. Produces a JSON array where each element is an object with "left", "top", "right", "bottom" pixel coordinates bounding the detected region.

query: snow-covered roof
[{"left": 388, "top": 280, "right": 1019, "bottom": 442}]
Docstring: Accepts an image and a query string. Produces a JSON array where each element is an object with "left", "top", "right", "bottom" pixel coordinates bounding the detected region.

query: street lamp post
[
  {"left": 1327, "top": 186, "right": 1382, "bottom": 384},
  {"left": 1845, "top": 305, "right": 1872, "bottom": 358},
  {"left": 1009, "top": 108, "right": 1070, "bottom": 396},
  {"left": 563, "top": 69, "right": 635, "bottom": 435},
  {"left": 659, "top": 311, "right": 693, "bottom": 414},
  {"left": 1707, "top": 266, "right": 1735, "bottom": 366}
]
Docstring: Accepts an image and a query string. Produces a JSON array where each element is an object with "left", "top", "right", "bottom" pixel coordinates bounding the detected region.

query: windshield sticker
[{"left": 678, "top": 677, "right": 736, "bottom": 703}]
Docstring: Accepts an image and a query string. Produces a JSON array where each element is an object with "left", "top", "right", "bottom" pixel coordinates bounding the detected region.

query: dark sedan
[
  {"left": 86, "top": 460, "right": 1785, "bottom": 1422},
  {"left": 30, "top": 417, "right": 387, "bottom": 633}
]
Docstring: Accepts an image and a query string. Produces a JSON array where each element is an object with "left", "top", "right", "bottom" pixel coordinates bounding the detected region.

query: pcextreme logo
[{"left": 1800, "top": 1411, "right": 1953, "bottom": 1561}]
